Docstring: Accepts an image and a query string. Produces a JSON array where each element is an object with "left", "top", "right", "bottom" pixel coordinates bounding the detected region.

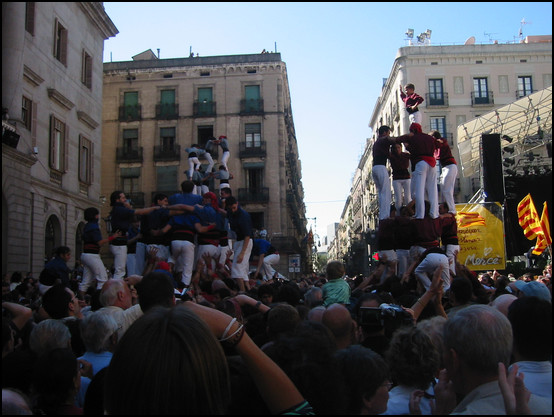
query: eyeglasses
[{"left": 382, "top": 381, "right": 393, "bottom": 391}]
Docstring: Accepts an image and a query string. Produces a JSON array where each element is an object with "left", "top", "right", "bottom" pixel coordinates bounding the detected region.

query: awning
[{"left": 457, "top": 86, "right": 552, "bottom": 178}]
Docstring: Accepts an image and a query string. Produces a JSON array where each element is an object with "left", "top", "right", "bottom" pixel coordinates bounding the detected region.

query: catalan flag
[
  {"left": 456, "top": 211, "right": 486, "bottom": 228},
  {"left": 517, "top": 194, "right": 542, "bottom": 240},
  {"left": 532, "top": 201, "right": 551, "bottom": 256}
]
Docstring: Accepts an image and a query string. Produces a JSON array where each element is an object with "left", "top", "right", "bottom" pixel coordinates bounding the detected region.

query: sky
[{"left": 101, "top": 2, "right": 552, "bottom": 244}]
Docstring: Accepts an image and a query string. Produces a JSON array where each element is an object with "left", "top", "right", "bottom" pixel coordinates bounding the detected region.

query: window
[
  {"left": 430, "top": 117, "right": 447, "bottom": 137},
  {"left": 243, "top": 85, "right": 262, "bottom": 113},
  {"left": 120, "top": 91, "right": 140, "bottom": 120},
  {"left": 122, "top": 129, "right": 139, "bottom": 153},
  {"left": 473, "top": 78, "right": 489, "bottom": 103},
  {"left": 53, "top": 19, "right": 68, "bottom": 65},
  {"left": 245, "top": 123, "right": 261, "bottom": 147},
  {"left": 25, "top": 2, "right": 35, "bottom": 35},
  {"left": 428, "top": 79, "right": 444, "bottom": 105},
  {"left": 517, "top": 76, "right": 533, "bottom": 98},
  {"left": 247, "top": 167, "right": 264, "bottom": 191},
  {"left": 22, "top": 96, "right": 33, "bottom": 131},
  {"left": 121, "top": 168, "right": 140, "bottom": 195},
  {"left": 49, "top": 116, "right": 66, "bottom": 172},
  {"left": 160, "top": 127, "right": 175, "bottom": 151},
  {"left": 156, "top": 166, "right": 178, "bottom": 192},
  {"left": 159, "top": 89, "right": 176, "bottom": 117},
  {"left": 79, "top": 135, "right": 92, "bottom": 184},
  {"left": 81, "top": 50, "right": 92, "bottom": 89},
  {"left": 196, "top": 87, "right": 214, "bottom": 116}
]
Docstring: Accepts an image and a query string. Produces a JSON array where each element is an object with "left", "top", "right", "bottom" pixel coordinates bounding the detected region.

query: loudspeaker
[{"left": 481, "top": 133, "right": 504, "bottom": 202}]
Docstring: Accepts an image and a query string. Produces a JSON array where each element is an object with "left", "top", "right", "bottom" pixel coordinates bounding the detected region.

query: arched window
[{"left": 45, "top": 215, "right": 61, "bottom": 263}]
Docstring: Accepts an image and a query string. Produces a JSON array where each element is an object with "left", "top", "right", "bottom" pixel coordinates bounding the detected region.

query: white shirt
[
  {"left": 383, "top": 383, "right": 434, "bottom": 415},
  {"left": 510, "top": 361, "right": 552, "bottom": 399}
]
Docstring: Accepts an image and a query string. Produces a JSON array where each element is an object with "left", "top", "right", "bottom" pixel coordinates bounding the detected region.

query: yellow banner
[{"left": 455, "top": 202, "right": 506, "bottom": 271}]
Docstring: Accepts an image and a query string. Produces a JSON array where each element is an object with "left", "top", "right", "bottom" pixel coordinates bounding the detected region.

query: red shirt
[{"left": 395, "top": 132, "right": 437, "bottom": 168}]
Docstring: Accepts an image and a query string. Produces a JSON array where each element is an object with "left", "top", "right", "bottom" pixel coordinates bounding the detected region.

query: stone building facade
[
  {"left": 101, "top": 52, "right": 307, "bottom": 275},
  {"left": 2, "top": 2, "right": 117, "bottom": 276}
]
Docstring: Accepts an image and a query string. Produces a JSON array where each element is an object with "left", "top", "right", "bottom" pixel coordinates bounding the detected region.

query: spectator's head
[
  {"left": 110, "top": 190, "right": 124, "bottom": 206},
  {"left": 507, "top": 296, "right": 552, "bottom": 362},
  {"left": 136, "top": 272, "right": 176, "bottom": 313},
  {"left": 99, "top": 279, "right": 133, "bottom": 310},
  {"left": 322, "top": 303, "right": 357, "bottom": 349},
  {"left": 266, "top": 303, "right": 300, "bottom": 340},
  {"left": 104, "top": 305, "right": 230, "bottom": 414},
  {"left": 31, "top": 348, "right": 80, "bottom": 415},
  {"left": 257, "top": 284, "right": 274, "bottom": 306},
  {"left": 42, "top": 284, "right": 81, "bottom": 319},
  {"left": 442, "top": 305, "right": 512, "bottom": 396},
  {"left": 307, "top": 305, "right": 326, "bottom": 323},
  {"left": 513, "top": 280, "right": 551, "bottom": 302},
  {"left": 386, "top": 326, "right": 440, "bottom": 390},
  {"left": 489, "top": 293, "right": 517, "bottom": 317},
  {"left": 38, "top": 268, "right": 61, "bottom": 295},
  {"left": 417, "top": 316, "right": 447, "bottom": 369},
  {"left": 29, "top": 319, "right": 71, "bottom": 356},
  {"left": 325, "top": 260, "right": 345, "bottom": 281},
  {"left": 334, "top": 345, "right": 390, "bottom": 415},
  {"left": 448, "top": 277, "right": 473, "bottom": 305},
  {"left": 79, "top": 311, "right": 119, "bottom": 354},
  {"left": 303, "top": 286, "right": 323, "bottom": 308},
  {"left": 2, "top": 388, "right": 32, "bottom": 415}
]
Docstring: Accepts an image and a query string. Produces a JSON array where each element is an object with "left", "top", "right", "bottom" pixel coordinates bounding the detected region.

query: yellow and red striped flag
[
  {"left": 456, "top": 211, "right": 486, "bottom": 228},
  {"left": 517, "top": 194, "right": 542, "bottom": 240},
  {"left": 532, "top": 201, "right": 552, "bottom": 255}
]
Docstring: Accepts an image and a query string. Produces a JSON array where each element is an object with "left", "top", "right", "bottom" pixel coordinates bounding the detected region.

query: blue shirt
[{"left": 228, "top": 206, "right": 253, "bottom": 241}]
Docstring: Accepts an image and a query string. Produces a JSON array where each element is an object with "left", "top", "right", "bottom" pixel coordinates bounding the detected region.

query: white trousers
[
  {"left": 231, "top": 239, "right": 253, "bottom": 281},
  {"left": 220, "top": 151, "right": 230, "bottom": 171},
  {"left": 412, "top": 160, "right": 438, "bottom": 219},
  {"left": 188, "top": 157, "right": 201, "bottom": 179},
  {"left": 110, "top": 244, "right": 127, "bottom": 279},
  {"left": 439, "top": 164, "right": 458, "bottom": 213},
  {"left": 372, "top": 165, "right": 391, "bottom": 220},
  {"left": 445, "top": 244, "right": 460, "bottom": 277},
  {"left": 415, "top": 252, "right": 450, "bottom": 291},
  {"left": 196, "top": 244, "right": 221, "bottom": 272},
  {"left": 408, "top": 111, "right": 422, "bottom": 124},
  {"left": 135, "top": 242, "right": 147, "bottom": 276},
  {"left": 80, "top": 253, "right": 108, "bottom": 292},
  {"left": 393, "top": 178, "right": 411, "bottom": 208},
  {"left": 261, "top": 253, "right": 284, "bottom": 281},
  {"left": 204, "top": 152, "right": 215, "bottom": 174},
  {"left": 171, "top": 240, "right": 196, "bottom": 286}
]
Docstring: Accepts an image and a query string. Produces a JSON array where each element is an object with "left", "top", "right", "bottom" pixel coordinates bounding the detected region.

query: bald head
[
  {"left": 322, "top": 303, "right": 356, "bottom": 349},
  {"left": 490, "top": 294, "right": 517, "bottom": 317}
]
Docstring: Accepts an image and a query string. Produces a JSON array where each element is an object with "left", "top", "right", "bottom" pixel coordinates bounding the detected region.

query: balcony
[
  {"left": 116, "top": 147, "right": 143, "bottom": 163},
  {"left": 193, "top": 101, "right": 216, "bottom": 117},
  {"left": 237, "top": 187, "right": 269, "bottom": 203},
  {"left": 153, "top": 144, "right": 180, "bottom": 161},
  {"left": 516, "top": 90, "right": 535, "bottom": 99},
  {"left": 425, "top": 92, "right": 449, "bottom": 107},
  {"left": 471, "top": 91, "right": 494, "bottom": 106},
  {"left": 155, "top": 103, "right": 179, "bottom": 120},
  {"left": 271, "top": 235, "right": 301, "bottom": 254},
  {"left": 240, "top": 99, "right": 264, "bottom": 115},
  {"left": 118, "top": 105, "right": 142, "bottom": 122},
  {"left": 126, "top": 192, "right": 145, "bottom": 208},
  {"left": 239, "top": 141, "right": 266, "bottom": 158}
]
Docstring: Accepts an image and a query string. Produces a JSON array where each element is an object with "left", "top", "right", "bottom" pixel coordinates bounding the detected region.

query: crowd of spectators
[{"left": 2, "top": 251, "right": 552, "bottom": 414}]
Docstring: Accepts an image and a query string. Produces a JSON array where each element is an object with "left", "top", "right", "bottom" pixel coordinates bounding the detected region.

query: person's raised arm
[
  {"left": 2, "top": 301, "right": 33, "bottom": 330},
  {"left": 182, "top": 301, "right": 305, "bottom": 414}
]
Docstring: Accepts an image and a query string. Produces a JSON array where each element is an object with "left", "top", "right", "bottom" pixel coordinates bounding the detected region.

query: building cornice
[{"left": 78, "top": 2, "right": 119, "bottom": 39}]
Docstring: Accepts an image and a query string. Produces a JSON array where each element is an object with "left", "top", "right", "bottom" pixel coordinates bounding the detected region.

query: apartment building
[
  {"left": 331, "top": 36, "right": 552, "bottom": 273},
  {"left": 101, "top": 51, "right": 307, "bottom": 274},
  {"left": 2, "top": 2, "right": 117, "bottom": 276}
]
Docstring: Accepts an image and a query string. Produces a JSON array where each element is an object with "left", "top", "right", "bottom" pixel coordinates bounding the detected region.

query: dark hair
[
  {"left": 257, "top": 284, "right": 274, "bottom": 298},
  {"left": 54, "top": 246, "right": 70, "bottom": 257},
  {"left": 136, "top": 272, "right": 175, "bottom": 312},
  {"left": 104, "top": 306, "right": 230, "bottom": 414},
  {"left": 39, "top": 268, "right": 60, "bottom": 286},
  {"left": 32, "top": 348, "right": 78, "bottom": 415},
  {"left": 153, "top": 193, "right": 168, "bottom": 204},
  {"left": 334, "top": 345, "right": 389, "bottom": 415},
  {"left": 508, "top": 296, "right": 552, "bottom": 361},
  {"left": 41, "top": 284, "right": 72, "bottom": 319},
  {"left": 225, "top": 196, "right": 237, "bottom": 206},
  {"left": 430, "top": 130, "right": 442, "bottom": 139},
  {"left": 180, "top": 180, "right": 195, "bottom": 193},
  {"left": 110, "top": 190, "right": 123, "bottom": 206},
  {"left": 405, "top": 83, "right": 415, "bottom": 90},
  {"left": 449, "top": 277, "right": 473, "bottom": 305},
  {"left": 378, "top": 125, "right": 391, "bottom": 136},
  {"left": 84, "top": 207, "right": 99, "bottom": 222}
]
